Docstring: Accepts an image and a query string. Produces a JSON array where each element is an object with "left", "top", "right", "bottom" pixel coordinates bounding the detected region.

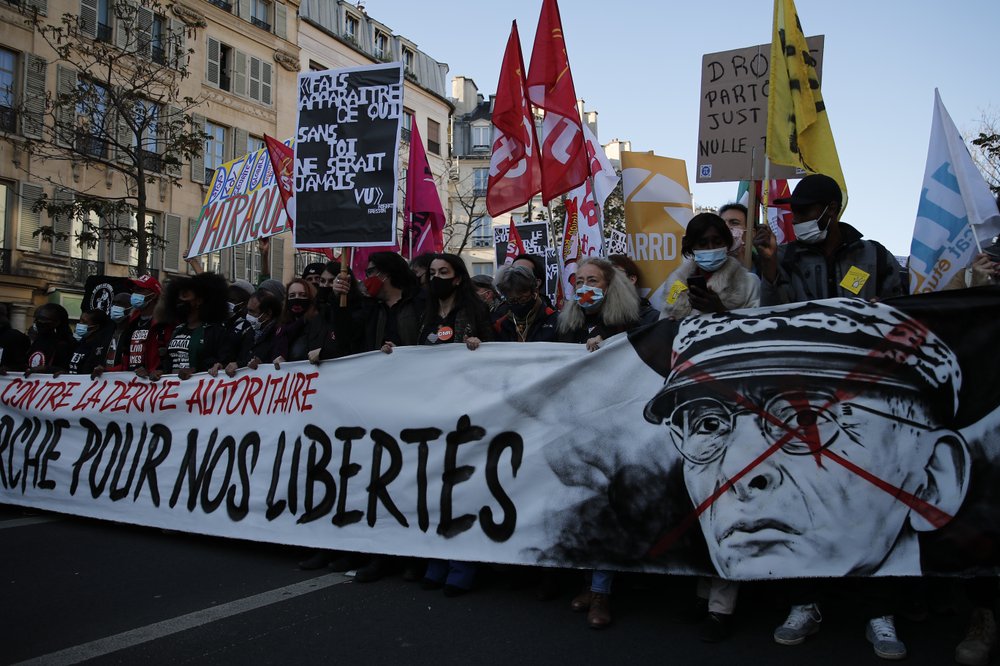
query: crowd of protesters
[{"left": 1, "top": 177, "right": 1000, "bottom": 664}]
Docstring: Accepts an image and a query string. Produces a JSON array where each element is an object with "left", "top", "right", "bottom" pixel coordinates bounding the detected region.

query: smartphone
[{"left": 687, "top": 275, "right": 707, "bottom": 291}]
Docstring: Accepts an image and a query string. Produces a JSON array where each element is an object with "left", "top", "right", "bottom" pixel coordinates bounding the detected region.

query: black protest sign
[
  {"left": 294, "top": 64, "right": 403, "bottom": 246},
  {"left": 494, "top": 221, "right": 558, "bottom": 303},
  {"left": 82, "top": 275, "right": 134, "bottom": 315},
  {"left": 695, "top": 36, "right": 823, "bottom": 183}
]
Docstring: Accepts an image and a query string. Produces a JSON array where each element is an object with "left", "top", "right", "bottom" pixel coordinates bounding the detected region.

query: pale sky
[{"left": 372, "top": 0, "right": 998, "bottom": 256}]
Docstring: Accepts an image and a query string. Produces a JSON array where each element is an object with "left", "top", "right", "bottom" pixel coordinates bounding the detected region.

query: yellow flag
[{"left": 767, "top": 0, "right": 848, "bottom": 211}]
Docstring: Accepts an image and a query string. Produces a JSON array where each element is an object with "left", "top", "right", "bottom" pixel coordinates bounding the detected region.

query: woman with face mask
[
  {"left": 69, "top": 309, "right": 114, "bottom": 375},
  {"left": 662, "top": 212, "right": 760, "bottom": 320},
  {"left": 273, "top": 279, "right": 318, "bottom": 365},
  {"left": 25, "top": 303, "right": 74, "bottom": 375},
  {"left": 418, "top": 253, "right": 493, "bottom": 351},
  {"left": 555, "top": 257, "right": 642, "bottom": 629},
  {"left": 162, "top": 272, "right": 229, "bottom": 380},
  {"left": 493, "top": 265, "right": 558, "bottom": 342},
  {"left": 235, "top": 291, "right": 283, "bottom": 372}
]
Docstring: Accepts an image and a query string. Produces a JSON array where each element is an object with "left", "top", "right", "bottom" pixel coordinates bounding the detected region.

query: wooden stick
[{"left": 339, "top": 247, "right": 352, "bottom": 307}]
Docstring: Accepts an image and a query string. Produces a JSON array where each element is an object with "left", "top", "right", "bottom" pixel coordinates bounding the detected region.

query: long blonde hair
[{"left": 557, "top": 257, "right": 640, "bottom": 334}]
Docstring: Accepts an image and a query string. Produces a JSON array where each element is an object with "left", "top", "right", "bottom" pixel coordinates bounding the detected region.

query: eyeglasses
[
  {"left": 667, "top": 391, "right": 933, "bottom": 465},
  {"left": 364, "top": 267, "right": 380, "bottom": 278},
  {"left": 504, "top": 293, "right": 536, "bottom": 306}
]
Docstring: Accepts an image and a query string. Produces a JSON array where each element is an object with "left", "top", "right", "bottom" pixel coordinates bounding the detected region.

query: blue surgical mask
[
  {"left": 110, "top": 305, "right": 129, "bottom": 322},
  {"left": 693, "top": 248, "right": 728, "bottom": 272},
  {"left": 74, "top": 323, "right": 90, "bottom": 340},
  {"left": 245, "top": 313, "right": 262, "bottom": 331},
  {"left": 575, "top": 285, "right": 605, "bottom": 310},
  {"left": 130, "top": 293, "right": 147, "bottom": 309}
]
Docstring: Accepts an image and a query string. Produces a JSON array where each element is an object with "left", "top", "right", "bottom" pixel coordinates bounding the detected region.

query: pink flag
[
  {"left": 487, "top": 21, "right": 542, "bottom": 217},
  {"left": 526, "top": 0, "right": 588, "bottom": 203},
  {"left": 402, "top": 123, "right": 446, "bottom": 259},
  {"left": 504, "top": 220, "right": 526, "bottom": 266}
]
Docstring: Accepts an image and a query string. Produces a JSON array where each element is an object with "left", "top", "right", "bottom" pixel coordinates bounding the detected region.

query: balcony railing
[
  {"left": 96, "top": 22, "right": 112, "bottom": 42},
  {"left": 0, "top": 105, "right": 15, "bottom": 133},
  {"left": 250, "top": 16, "right": 270, "bottom": 31},
  {"left": 70, "top": 257, "right": 104, "bottom": 284},
  {"left": 472, "top": 187, "right": 487, "bottom": 197},
  {"left": 205, "top": 167, "right": 216, "bottom": 184},
  {"left": 472, "top": 237, "right": 492, "bottom": 248},
  {"left": 207, "top": 0, "right": 232, "bottom": 11},
  {"left": 0, "top": 248, "right": 10, "bottom": 275},
  {"left": 139, "top": 149, "right": 162, "bottom": 173},
  {"left": 400, "top": 128, "right": 411, "bottom": 143},
  {"left": 76, "top": 132, "right": 109, "bottom": 159},
  {"left": 151, "top": 45, "right": 166, "bottom": 65}
]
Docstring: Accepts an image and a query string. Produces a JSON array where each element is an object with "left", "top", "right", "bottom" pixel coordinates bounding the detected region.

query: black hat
[
  {"left": 774, "top": 174, "right": 843, "bottom": 207},
  {"left": 301, "top": 262, "right": 325, "bottom": 279}
]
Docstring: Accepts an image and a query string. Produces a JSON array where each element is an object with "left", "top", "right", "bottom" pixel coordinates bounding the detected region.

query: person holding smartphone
[{"left": 662, "top": 212, "right": 760, "bottom": 320}]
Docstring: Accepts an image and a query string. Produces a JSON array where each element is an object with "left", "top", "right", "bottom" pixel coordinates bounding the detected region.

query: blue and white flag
[{"left": 909, "top": 90, "right": 1000, "bottom": 294}]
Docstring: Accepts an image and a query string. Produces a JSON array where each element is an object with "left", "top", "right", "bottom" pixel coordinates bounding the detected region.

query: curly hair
[
  {"left": 557, "top": 257, "right": 640, "bottom": 335},
  {"left": 162, "top": 272, "right": 229, "bottom": 324}
]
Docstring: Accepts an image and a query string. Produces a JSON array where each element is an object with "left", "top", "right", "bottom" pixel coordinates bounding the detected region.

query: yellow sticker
[
  {"left": 666, "top": 280, "right": 688, "bottom": 305},
  {"left": 840, "top": 266, "right": 871, "bottom": 294}
]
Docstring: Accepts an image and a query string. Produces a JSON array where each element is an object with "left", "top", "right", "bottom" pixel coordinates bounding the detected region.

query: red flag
[
  {"left": 487, "top": 21, "right": 542, "bottom": 217},
  {"left": 754, "top": 179, "right": 796, "bottom": 243},
  {"left": 402, "top": 123, "right": 446, "bottom": 259},
  {"left": 264, "top": 134, "right": 334, "bottom": 259},
  {"left": 526, "top": 0, "right": 588, "bottom": 203},
  {"left": 504, "top": 220, "right": 526, "bottom": 266}
]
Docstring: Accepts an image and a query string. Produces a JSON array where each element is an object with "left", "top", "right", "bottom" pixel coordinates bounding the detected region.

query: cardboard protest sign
[
  {"left": 622, "top": 151, "right": 694, "bottom": 306},
  {"left": 494, "top": 221, "right": 558, "bottom": 303},
  {"left": 187, "top": 143, "right": 290, "bottom": 258},
  {"left": 5, "top": 292, "right": 1000, "bottom": 579},
  {"left": 294, "top": 63, "right": 403, "bottom": 248},
  {"left": 696, "top": 36, "right": 823, "bottom": 183}
]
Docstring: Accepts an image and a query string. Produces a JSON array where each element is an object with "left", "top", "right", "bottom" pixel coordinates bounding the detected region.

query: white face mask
[
  {"left": 793, "top": 205, "right": 831, "bottom": 244},
  {"left": 245, "top": 313, "right": 262, "bottom": 331}
]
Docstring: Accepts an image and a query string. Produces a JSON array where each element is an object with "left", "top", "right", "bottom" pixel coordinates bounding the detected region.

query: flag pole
[{"left": 339, "top": 247, "right": 352, "bottom": 307}]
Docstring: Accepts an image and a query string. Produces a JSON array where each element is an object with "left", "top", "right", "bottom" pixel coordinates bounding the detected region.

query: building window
[
  {"left": 207, "top": 38, "right": 233, "bottom": 92},
  {"left": 344, "top": 14, "right": 358, "bottom": 41},
  {"left": 73, "top": 210, "right": 100, "bottom": 261},
  {"left": 204, "top": 121, "right": 227, "bottom": 183},
  {"left": 472, "top": 125, "right": 491, "bottom": 150},
  {"left": 427, "top": 118, "right": 440, "bottom": 156},
  {"left": 248, "top": 55, "right": 272, "bottom": 105},
  {"left": 374, "top": 32, "right": 388, "bottom": 61},
  {"left": 472, "top": 262, "right": 493, "bottom": 276},
  {"left": 471, "top": 217, "right": 492, "bottom": 248},
  {"left": 75, "top": 80, "right": 111, "bottom": 159},
  {"left": 402, "top": 48, "right": 414, "bottom": 72},
  {"left": 0, "top": 180, "right": 10, "bottom": 250},
  {"left": 309, "top": 60, "right": 327, "bottom": 72},
  {"left": 0, "top": 48, "right": 17, "bottom": 134},
  {"left": 149, "top": 14, "right": 166, "bottom": 64},
  {"left": 473, "top": 167, "right": 488, "bottom": 196},
  {"left": 250, "top": 0, "right": 271, "bottom": 31},
  {"left": 402, "top": 108, "right": 413, "bottom": 142},
  {"left": 248, "top": 135, "right": 265, "bottom": 154},
  {"left": 96, "top": 0, "right": 112, "bottom": 41},
  {"left": 132, "top": 99, "right": 161, "bottom": 172}
]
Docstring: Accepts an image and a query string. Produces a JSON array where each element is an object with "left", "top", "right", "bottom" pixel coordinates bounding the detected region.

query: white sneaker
[
  {"left": 866, "top": 615, "right": 907, "bottom": 660},
  {"left": 773, "top": 603, "right": 822, "bottom": 645}
]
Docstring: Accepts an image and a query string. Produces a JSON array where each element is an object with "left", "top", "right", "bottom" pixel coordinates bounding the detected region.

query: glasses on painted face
[{"left": 667, "top": 390, "right": 933, "bottom": 465}]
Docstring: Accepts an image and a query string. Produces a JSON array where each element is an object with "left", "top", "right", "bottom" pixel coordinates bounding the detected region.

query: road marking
[
  {"left": 12, "top": 572, "right": 350, "bottom": 666},
  {"left": 0, "top": 516, "right": 62, "bottom": 529}
]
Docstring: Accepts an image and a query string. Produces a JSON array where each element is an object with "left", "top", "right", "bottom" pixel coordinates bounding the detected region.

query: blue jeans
[
  {"left": 591, "top": 570, "right": 614, "bottom": 595},
  {"left": 425, "top": 560, "right": 477, "bottom": 590}
]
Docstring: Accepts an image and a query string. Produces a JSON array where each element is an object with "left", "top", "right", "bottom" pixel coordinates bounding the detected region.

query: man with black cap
[{"left": 753, "top": 174, "right": 905, "bottom": 304}]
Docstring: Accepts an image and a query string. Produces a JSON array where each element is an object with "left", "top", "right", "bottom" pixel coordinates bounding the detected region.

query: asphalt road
[{"left": 1, "top": 503, "right": 977, "bottom": 665}]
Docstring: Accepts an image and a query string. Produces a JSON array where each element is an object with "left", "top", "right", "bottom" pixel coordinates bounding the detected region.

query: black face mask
[
  {"left": 175, "top": 302, "right": 193, "bottom": 321},
  {"left": 316, "top": 286, "right": 334, "bottom": 303},
  {"left": 509, "top": 299, "right": 535, "bottom": 318},
  {"left": 429, "top": 276, "right": 458, "bottom": 300},
  {"left": 288, "top": 297, "right": 311, "bottom": 317}
]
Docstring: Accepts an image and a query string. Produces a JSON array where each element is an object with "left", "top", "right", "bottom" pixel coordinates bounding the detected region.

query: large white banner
[
  {"left": 5, "top": 295, "right": 1000, "bottom": 580},
  {"left": 909, "top": 89, "right": 1000, "bottom": 294}
]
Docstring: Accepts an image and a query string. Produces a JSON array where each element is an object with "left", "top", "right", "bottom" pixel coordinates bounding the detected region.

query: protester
[
  {"left": 418, "top": 253, "right": 493, "bottom": 351},
  {"left": 944, "top": 248, "right": 1000, "bottom": 289},
  {"left": 471, "top": 274, "right": 508, "bottom": 323},
  {"left": 512, "top": 253, "right": 554, "bottom": 307},
  {"left": 608, "top": 253, "right": 659, "bottom": 325},
  {"left": 258, "top": 278, "right": 286, "bottom": 303},
  {"left": 218, "top": 280, "right": 253, "bottom": 373},
  {"left": 339, "top": 251, "right": 423, "bottom": 355},
  {"left": 410, "top": 252, "right": 434, "bottom": 288},
  {"left": 662, "top": 212, "right": 760, "bottom": 320},
  {"left": 92, "top": 293, "right": 134, "bottom": 375},
  {"left": 419, "top": 253, "right": 492, "bottom": 595},
  {"left": 301, "top": 262, "right": 325, "bottom": 287},
  {"left": 308, "top": 261, "right": 365, "bottom": 363},
  {"left": 753, "top": 174, "right": 906, "bottom": 304},
  {"left": 119, "top": 275, "right": 173, "bottom": 380},
  {"left": 274, "top": 279, "right": 318, "bottom": 364},
  {"left": 68, "top": 309, "right": 114, "bottom": 375},
  {"left": 25, "top": 303, "right": 74, "bottom": 374},
  {"left": 0, "top": 303, "right": 30, "bottom": 371},
  {"left": 719, "top": 203, "right": 750, "bottom": 263},
  {"left": 752, "top": 174, "right": 909, "bottom": 658},
  {"left": 162, "top": 273, "right": 229, "bottom": 378},
  {"left": 234, "top": 290, "right": 282, "bottom": 371},
  {"left": 558, "top": 256, "right": 641, "bottom": 628},
  {"left": 493, "top": 265, "right": 558, "bottom": 342}
]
